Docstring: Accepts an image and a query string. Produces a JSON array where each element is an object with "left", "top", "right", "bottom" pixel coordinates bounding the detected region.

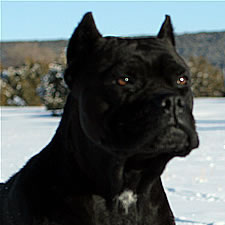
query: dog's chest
[{"left": 93, "top": 192, "right": 139, "bottom": 225}]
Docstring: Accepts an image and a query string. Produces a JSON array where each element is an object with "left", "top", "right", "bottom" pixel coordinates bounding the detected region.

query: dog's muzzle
[{"left": 151, "top": 95, "right": 199, "bottom": 156}]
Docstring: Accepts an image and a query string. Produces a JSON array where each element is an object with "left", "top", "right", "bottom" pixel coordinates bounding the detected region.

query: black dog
[{"left": 0, "top": 13, "right": 199, "bottom": 225}]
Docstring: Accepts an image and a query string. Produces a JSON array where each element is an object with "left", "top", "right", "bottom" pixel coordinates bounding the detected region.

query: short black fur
[{"left": 0, "top": 12, "right": 199, "bottom": 225}]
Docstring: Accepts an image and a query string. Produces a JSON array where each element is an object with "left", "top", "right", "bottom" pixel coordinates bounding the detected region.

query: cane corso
[{"left": 0, "top": 12, "right": 199, "bottom": 225}]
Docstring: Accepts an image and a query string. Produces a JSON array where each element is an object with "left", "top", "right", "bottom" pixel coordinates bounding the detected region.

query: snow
[
  {"left": 162, "top": 98, "right": 225, "bottom": 225},
  {"left": 1, "top": 98, "right": 225, "bottom": 224}
]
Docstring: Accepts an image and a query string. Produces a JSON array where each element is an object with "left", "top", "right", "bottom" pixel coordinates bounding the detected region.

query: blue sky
[{"left": 1, "top": 1, "right": 225, "bottom": 41}]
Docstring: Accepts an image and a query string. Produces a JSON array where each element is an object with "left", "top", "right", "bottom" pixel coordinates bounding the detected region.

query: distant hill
[
  {"left": 175, "top": 31, "right": 225, "bottom": 71},
  {"left": 1, "top": 40, "right": 67, "bottom": 68},
  {"left": 1, "top": 31, "right": 225, "bottom": 71}
]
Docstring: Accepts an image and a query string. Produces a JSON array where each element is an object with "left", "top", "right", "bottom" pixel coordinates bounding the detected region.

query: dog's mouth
[
  {"left": 120, "top": 126, "right": 199, "bottom": 172},
  {"left": 106, "top": 122, "right": 199, "bottom": 160},
  {"left": 148, "top": 126, "right": 197, "bottom": 156}
]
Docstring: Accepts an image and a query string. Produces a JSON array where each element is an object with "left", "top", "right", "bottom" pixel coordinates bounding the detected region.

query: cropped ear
[
  {"left": 65, "top": 12, "right": 102, "bottom": 89},
  {"left": 157, "top": 15, "right": 175, "bottom": 46},
  {"left": 66, "top": 12, "right": 102, "bottom": 64}
]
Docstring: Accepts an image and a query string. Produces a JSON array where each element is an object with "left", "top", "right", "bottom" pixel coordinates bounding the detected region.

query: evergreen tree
[{"left": 37, "top": 62, "right": 68, "bottom": 115}]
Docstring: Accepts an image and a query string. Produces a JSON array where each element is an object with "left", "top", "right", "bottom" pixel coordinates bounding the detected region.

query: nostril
[
  {"left": 176, "top": 97, "right": 185, "bottom": 108},
  {"left": 161, "top": 98, "right": 172, "bottom": 110}
]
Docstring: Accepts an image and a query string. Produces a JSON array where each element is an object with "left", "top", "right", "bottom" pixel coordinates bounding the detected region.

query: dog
[{"left": 0, "top": 12, "right": 199, "bottom": 225}]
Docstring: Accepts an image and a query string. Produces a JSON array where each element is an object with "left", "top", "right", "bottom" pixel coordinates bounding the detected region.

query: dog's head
[{"left": 64, "top": 13, "right": 199, "bottom": 166}]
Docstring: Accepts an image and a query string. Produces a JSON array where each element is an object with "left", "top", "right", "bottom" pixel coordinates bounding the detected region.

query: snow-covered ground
[{"left": 1, "top": 98, "right": 225, "bottom": 225}]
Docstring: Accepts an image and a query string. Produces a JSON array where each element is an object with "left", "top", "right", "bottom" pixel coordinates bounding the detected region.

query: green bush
[
  {"left": 188, "top": 56, "right": 225, "bottom": 97},
  {"left": 1, "top": 60, "right": 48, "bottom": 106}
]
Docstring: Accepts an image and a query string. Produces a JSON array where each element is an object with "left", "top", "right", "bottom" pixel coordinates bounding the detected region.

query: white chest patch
[{"left": 118, "top": 190, "right": 138, "bottom": 214}]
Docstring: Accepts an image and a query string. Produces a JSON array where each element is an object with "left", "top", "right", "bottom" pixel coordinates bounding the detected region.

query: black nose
[{"left": 161, "top": 96, "right": 185, "bottom": 114}]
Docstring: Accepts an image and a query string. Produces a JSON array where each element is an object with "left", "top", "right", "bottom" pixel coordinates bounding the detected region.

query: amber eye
[
  {"left": 117, "top": 77, "right": 130, "bottom": 86},
  {"left": 177, "top": 76, "right": 188, "bottom": 86}
]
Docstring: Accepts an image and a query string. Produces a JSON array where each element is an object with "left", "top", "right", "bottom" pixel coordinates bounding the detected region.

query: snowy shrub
[
  {"left": 1, "top": 61, "right": 48, "bottom": 106},
  {"left": 37, "top": 62, "right": 68, "bottom": 115},
  {"left": 1, "top": 53, "right": 68, "bottom": 112}
]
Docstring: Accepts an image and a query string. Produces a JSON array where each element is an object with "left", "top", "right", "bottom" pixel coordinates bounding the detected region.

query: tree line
[{"left": 1, "top": 32, "right": 225, "bottom": 114}]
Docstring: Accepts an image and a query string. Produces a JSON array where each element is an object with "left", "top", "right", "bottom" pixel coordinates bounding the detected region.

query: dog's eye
[
  {"left": 117, "top": 77, "right": 130, "bottom": 86},
  {"left": 177, "top": 76, "right": 188, "bottom": 86}
]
